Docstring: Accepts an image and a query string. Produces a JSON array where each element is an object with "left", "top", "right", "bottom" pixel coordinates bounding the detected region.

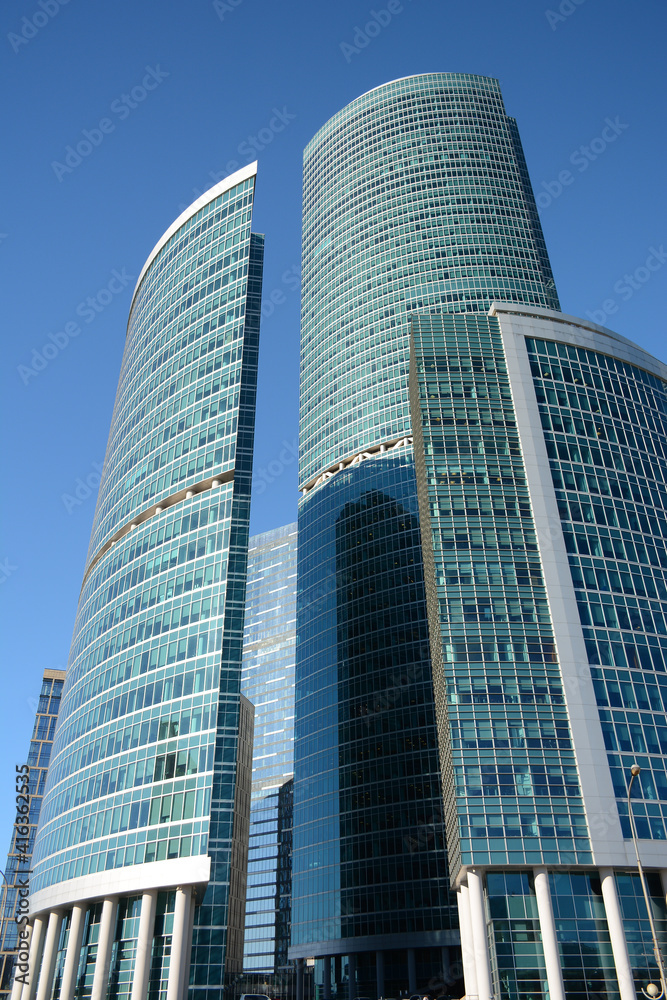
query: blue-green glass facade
[
  {"left": 29, "top": 166, "right": 264, "bottom": 999},
  {"left": 241, "top": 523, "right": 297, "bottom": 974},
  {"left": 293, "top": 74, "right": 561, "bottom": 994},
  {"left": 410, "top": 307, "right": 667, "bottom": 999}
]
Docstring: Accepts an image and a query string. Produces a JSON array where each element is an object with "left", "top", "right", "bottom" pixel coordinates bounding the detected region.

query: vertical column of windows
[
  {"left": 241, "top": 525, "right": 296, "bottom": 973},
  {"left": 410, "top": 314, "right": 591, "bottom": 874},
  {"left": 527, "top": 337, "right": 667, "bottom": 840},
  {"left": 293, "top": 457, "right": 455, "bottom": 947}
]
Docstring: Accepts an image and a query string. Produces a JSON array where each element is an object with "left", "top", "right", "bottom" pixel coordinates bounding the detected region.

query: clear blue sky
[{"left": 1, "top": 0, "right": 665, "bottom": 841}]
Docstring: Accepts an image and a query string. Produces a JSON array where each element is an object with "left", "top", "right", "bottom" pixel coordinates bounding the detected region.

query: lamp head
[
  {"left": 645, "top": 984, "right": 660, "bottom": 998},
  {"left": 631, "top": 763, "right": 641, "bottom": 777}
]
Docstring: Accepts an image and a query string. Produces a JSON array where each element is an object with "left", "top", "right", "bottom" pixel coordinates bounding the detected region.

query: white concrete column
[
  {"left": 166, "top": 887, "right": 191, "bottom": 1000},
  {"left": 35, "top": 910, "right": 63, "bottom": 1000},
  {"left": 467, "top": 870, "right": 493, "bottom": 1000},
  {"left": 91, "top": 896, "right": 118, "bottom": 1000},
  {"left": 457, "top": 885, "right": 478, "bottom": 998},
  {"left": 533, "top": 868, "right": 565, "bottom": 1000},
  {"left": 130, "top": 890, "right": 157, "bottom": 1000},
  {"left": 11, "top": 922, "right": 32, "bottom": 1000},
  {"left": 600, "top": 868, "right": 636, "bottom": 1000},
  {"left": 179, "top": 889, "right": 195, "bottom": 1000},
  {"left": 59, "top": 904, "right": 87, "bottom": 1000},
  {"left": 21, "top": 915, "right": 45, "bottom": 1000}
]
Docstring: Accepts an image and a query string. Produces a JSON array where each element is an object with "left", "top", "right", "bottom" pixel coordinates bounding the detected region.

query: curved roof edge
[
  {"left": 130, "top": 160, "right": 258, "bottom": 312},
  {"left": 354, "top": 71, "right": 499, "bottom": 104},
  {"left": 489, "top": 301, "right": 667, "bottom": 381},
  {"left": 304, "top": 73, "right": 501, "bottom": 158}
]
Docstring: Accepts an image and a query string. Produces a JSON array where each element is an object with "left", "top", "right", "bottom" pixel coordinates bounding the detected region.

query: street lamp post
[{"left": 627, "top": 764, "right": 667, "bottom": 999}]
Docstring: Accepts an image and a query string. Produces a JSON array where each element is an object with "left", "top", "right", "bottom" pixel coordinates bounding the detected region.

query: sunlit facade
[
  {"left": 19, "top": 163, "right": 264, "bottom": 1000},
  {"left": 241, "top": 523, "right": 297, "bottom": 976},
  {"left": 292, "top": 73, "right": 561, "bottom": 999},
  {"left": 410, "top": 305, "right": 667, "bottom": 1000},
  {"left": 0, "top": 671, "right": 65, "bottom": 999}
]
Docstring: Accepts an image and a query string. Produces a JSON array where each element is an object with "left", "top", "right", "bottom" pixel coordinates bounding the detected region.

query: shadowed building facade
[
  {"left": 291, "top": 73, "right": 562, "bottom": 999},
  {"left": 17, "top": 163, "right": 264, "bottom": 1000}
]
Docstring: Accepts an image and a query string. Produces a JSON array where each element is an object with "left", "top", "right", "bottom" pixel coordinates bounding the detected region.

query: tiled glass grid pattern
[
  {"left": 409, "top": 313, "right": 591, "bottom": 874},
  {"left": 293, "top": 454, "right": 455, "bottom": 947},
  {"left": 0, "top": 674, "right": 64, "bottom": 996},
  {"left": 87, "top": 179, "right": 257, "bottom": 555},
  {"left": 51, "top": 910, "right": 70, "bottom": 1000},
  {"left": 108, "top": 896, "right": 141, "bottom": 1000},
  {"left": 485, "top": 872, "right": 547, "bottom": 1000},
  {"left": 300, "top": 73, "right": 560, "bottom": 486},
  {"left": 241, "top": 524, "right": 297, "bottom": 973},
  {"left": 486, "top": 871, "right": 639, "bottom": 1000},
  {"left": 274, "top": 779, "right": 293, "bottom": 972},
  {"left": 526, "top": 337, "right": 667, "bottom": 839},
  {"left": 32, "top": 178, "right": 264, "bottom": 995}
]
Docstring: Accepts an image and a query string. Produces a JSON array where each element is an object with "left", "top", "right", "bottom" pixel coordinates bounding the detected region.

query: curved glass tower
[
  {"left": 21, "top": 164, "right": 264, "bottom": 1000},
  {"left": 292, "top": 74, "right": 560, "bottom": 997}
]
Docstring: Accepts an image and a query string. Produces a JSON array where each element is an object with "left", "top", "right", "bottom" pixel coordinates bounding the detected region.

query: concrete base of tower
[
  {"left": 15, "top": 885, "right": 203, "bottom": 1000},
  {"left": 456, "top": 865, "right": 667, "bottom": 1000}
]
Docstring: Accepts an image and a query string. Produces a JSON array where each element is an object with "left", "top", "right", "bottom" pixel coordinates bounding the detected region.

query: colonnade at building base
[
  {"left": 458, "top": 867, "right": 667, "bottom": 1000},
  {"left": 11, "top": 887, "right": 194, "bottom": 1000}
]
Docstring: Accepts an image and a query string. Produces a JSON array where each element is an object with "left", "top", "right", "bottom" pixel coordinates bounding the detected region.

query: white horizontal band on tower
[
  {"left": 29, "top": 854, "right": 210, "bottom": 919},
  {"left": 300, "top": 436, "right": 413, "bottom": 496},
  {"left": 81, "top": 469, "right": 234, "bottom": 592}
]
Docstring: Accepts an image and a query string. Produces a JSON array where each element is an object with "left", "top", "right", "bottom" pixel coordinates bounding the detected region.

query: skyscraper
[
  {"left": 241, "top": 523, "right": 297, "bottom": 981},
  {"left": 0, "top": 670, "right": 65, "bottom": 999},
  {"left": 21, "top": 163, "right": 264, "bottom": 1000},
  {"left": 410, "top": 306, "right": 667, "bottom": 1000},
  {"left": 292, "top": 73, "right": 561, "bottom": 997}
]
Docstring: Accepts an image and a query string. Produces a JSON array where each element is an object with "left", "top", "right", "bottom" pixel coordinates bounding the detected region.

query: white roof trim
[{"left": 130, "top": 161, "right": 258, "bottom": 312}]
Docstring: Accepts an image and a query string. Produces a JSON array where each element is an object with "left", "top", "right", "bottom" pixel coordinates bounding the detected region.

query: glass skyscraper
[
  {"left": 19, "top": 163, "right": 264, "bottom": 1000},
  {"left": 241, "top": 523, "right": 297, "bottom": 979},
  {"left": 293, "top": 70, "right": 667, "bottom": 1000},
  {"left": 410, "top": 306, "right": 667, "bottom": 1000},
  {"left": 292, "top": 74, "right": 561, "bottom": 998},
  {"left": 0, "top": 670, "right": 65, "bottom": 999}
]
